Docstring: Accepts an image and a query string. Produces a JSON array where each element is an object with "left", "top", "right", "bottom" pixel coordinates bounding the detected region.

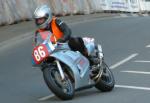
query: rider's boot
[
  {"left": 88, "top": 56, "right": 101, "bottom": 79},
  {"left": 88, "top": 56, "right": 100, "bottom": 65},
  {"left": 83, "top": 47, "right": 100, "bottom": 66},
  {"left": 87, "top": 45, "right": 103, "bottom": 79}
]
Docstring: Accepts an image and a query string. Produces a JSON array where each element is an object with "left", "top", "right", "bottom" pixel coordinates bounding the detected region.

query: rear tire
[
  {"left": 43, "top": 65, "right": 74, "bottom": 100},
  {"left": 95, "top": 61, "right": 115, "bottom": 92}
]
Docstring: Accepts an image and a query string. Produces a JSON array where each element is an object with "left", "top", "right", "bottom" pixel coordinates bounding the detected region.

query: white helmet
[{"left": 34, "top": 5, "right": 52, "bottom": 29}]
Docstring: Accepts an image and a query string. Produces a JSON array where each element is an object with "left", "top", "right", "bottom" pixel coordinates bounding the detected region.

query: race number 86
[{"left": 33, "top": 44, "right": 49, "bottom": 63}]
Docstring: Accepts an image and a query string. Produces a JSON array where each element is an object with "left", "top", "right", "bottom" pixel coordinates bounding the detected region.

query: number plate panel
[{"left": 32, "top": 44, "right": 49, "bottom": 64}]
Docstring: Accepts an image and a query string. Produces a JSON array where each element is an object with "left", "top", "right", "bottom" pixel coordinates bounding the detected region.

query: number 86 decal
[{"left": 32, "top": 44, "right": 49, "bottom": 64}]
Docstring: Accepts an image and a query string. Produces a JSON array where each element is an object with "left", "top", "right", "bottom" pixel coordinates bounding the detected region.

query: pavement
[{"left": 1, "top": 13, "right": 150, "bottom": 103}]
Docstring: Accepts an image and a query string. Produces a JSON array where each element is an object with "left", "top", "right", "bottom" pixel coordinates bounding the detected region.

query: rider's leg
[
  {"left": 68, "top": 37, "right": 87, "bottom": 56},
  {"left": 68, "top": 37, "right": 99, "bottom": 65}
]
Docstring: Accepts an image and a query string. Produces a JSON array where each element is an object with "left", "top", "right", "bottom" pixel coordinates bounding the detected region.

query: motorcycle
[{"left": 32, "top": 31, "right": 115, "bottom": 100}]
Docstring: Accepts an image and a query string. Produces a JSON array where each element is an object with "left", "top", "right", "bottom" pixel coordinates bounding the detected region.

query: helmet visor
[{"left": 35, "top": 17, "right": 47, "bottom": 26}]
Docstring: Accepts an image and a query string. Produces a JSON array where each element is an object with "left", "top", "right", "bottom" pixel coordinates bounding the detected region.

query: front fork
[{"left": 55, "top": 60, "right": 65, "bottom": 81}]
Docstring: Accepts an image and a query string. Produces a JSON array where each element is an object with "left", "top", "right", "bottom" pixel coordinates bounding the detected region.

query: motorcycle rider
[
  {"left": 33, "top": 5, "right": 99, "bottom": 65},
  {"left": 33, "top": 5, "right": 71, "bottom": 45}
]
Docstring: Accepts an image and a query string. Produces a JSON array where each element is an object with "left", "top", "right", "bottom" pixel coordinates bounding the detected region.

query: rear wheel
[
  {"left": 43, "top": 65, "right": 74, "bottom": 100},
  {"left": 95, "top": 61, "right": 115, "bottom": 92}
]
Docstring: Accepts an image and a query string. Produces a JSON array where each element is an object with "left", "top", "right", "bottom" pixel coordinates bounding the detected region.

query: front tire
[
  {"left": 43, "top": 65, "right": 74, "bottom": 100},
  {"left": 95, "top": 61, "right": 115, "bottom": 92}
]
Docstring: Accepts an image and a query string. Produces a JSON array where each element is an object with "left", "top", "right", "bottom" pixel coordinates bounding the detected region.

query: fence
[{"left": 0, "top": 0, "right": 149, "bottom": 25}]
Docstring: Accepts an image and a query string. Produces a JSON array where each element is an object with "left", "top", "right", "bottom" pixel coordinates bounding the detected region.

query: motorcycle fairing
[{"left": 50, "top": 50, "right": 91, "bottom": 89}]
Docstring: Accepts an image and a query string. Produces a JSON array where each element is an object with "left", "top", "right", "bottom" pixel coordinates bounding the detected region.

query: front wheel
[
  {"left": 95, "top": 61, "right": 115, "bottom": 92},
  {"left": 43, "top": 65, "right": 74, "bottom": 100}
]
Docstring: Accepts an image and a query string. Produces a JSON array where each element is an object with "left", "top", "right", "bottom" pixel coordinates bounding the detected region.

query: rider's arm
[
  {"left": 34, "top": 32, "right": 43, "bottom": 46},
  {"left": 55, "top": 18, "right": 71, "bottom": 41}
]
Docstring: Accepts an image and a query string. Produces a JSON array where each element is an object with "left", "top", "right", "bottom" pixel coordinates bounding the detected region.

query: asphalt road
[{"left": 1, "top": 15, "right": 150, "bottom": 103}]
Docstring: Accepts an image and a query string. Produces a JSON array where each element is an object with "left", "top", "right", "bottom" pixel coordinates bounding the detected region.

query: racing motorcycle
[{"left": 32, "top": 31, "right": 115, "bottom": 100}]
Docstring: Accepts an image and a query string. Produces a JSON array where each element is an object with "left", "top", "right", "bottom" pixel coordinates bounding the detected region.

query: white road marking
[
  {"left": 39, "top": 84, "right": 150, "bottom": 101},
  {"left": 145, "top": 44, "right": 150, "bottom": 48},
  {"left": 115, "top": 85, "right": 150, "bottom": 91},
  {"left": 143, "top": 14, "right": 149, "bottom": 17},
  {"left": 38, "top": 94, "right": 54, "bottom": 101},
  {"left": 121, "top": 70, "right": 150, "bottom": 75},
  {"left": 134, "top": 60, "right": 150, "bottom": 63},
  {"left": 120, "top": 14, "right": 128, "bottom": 17},
  {"left": 132, "top": 14, "right": 138, "bottom": 17},
  {"left": 110, "top": 53, "right": 138, "bottom": 69}
]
